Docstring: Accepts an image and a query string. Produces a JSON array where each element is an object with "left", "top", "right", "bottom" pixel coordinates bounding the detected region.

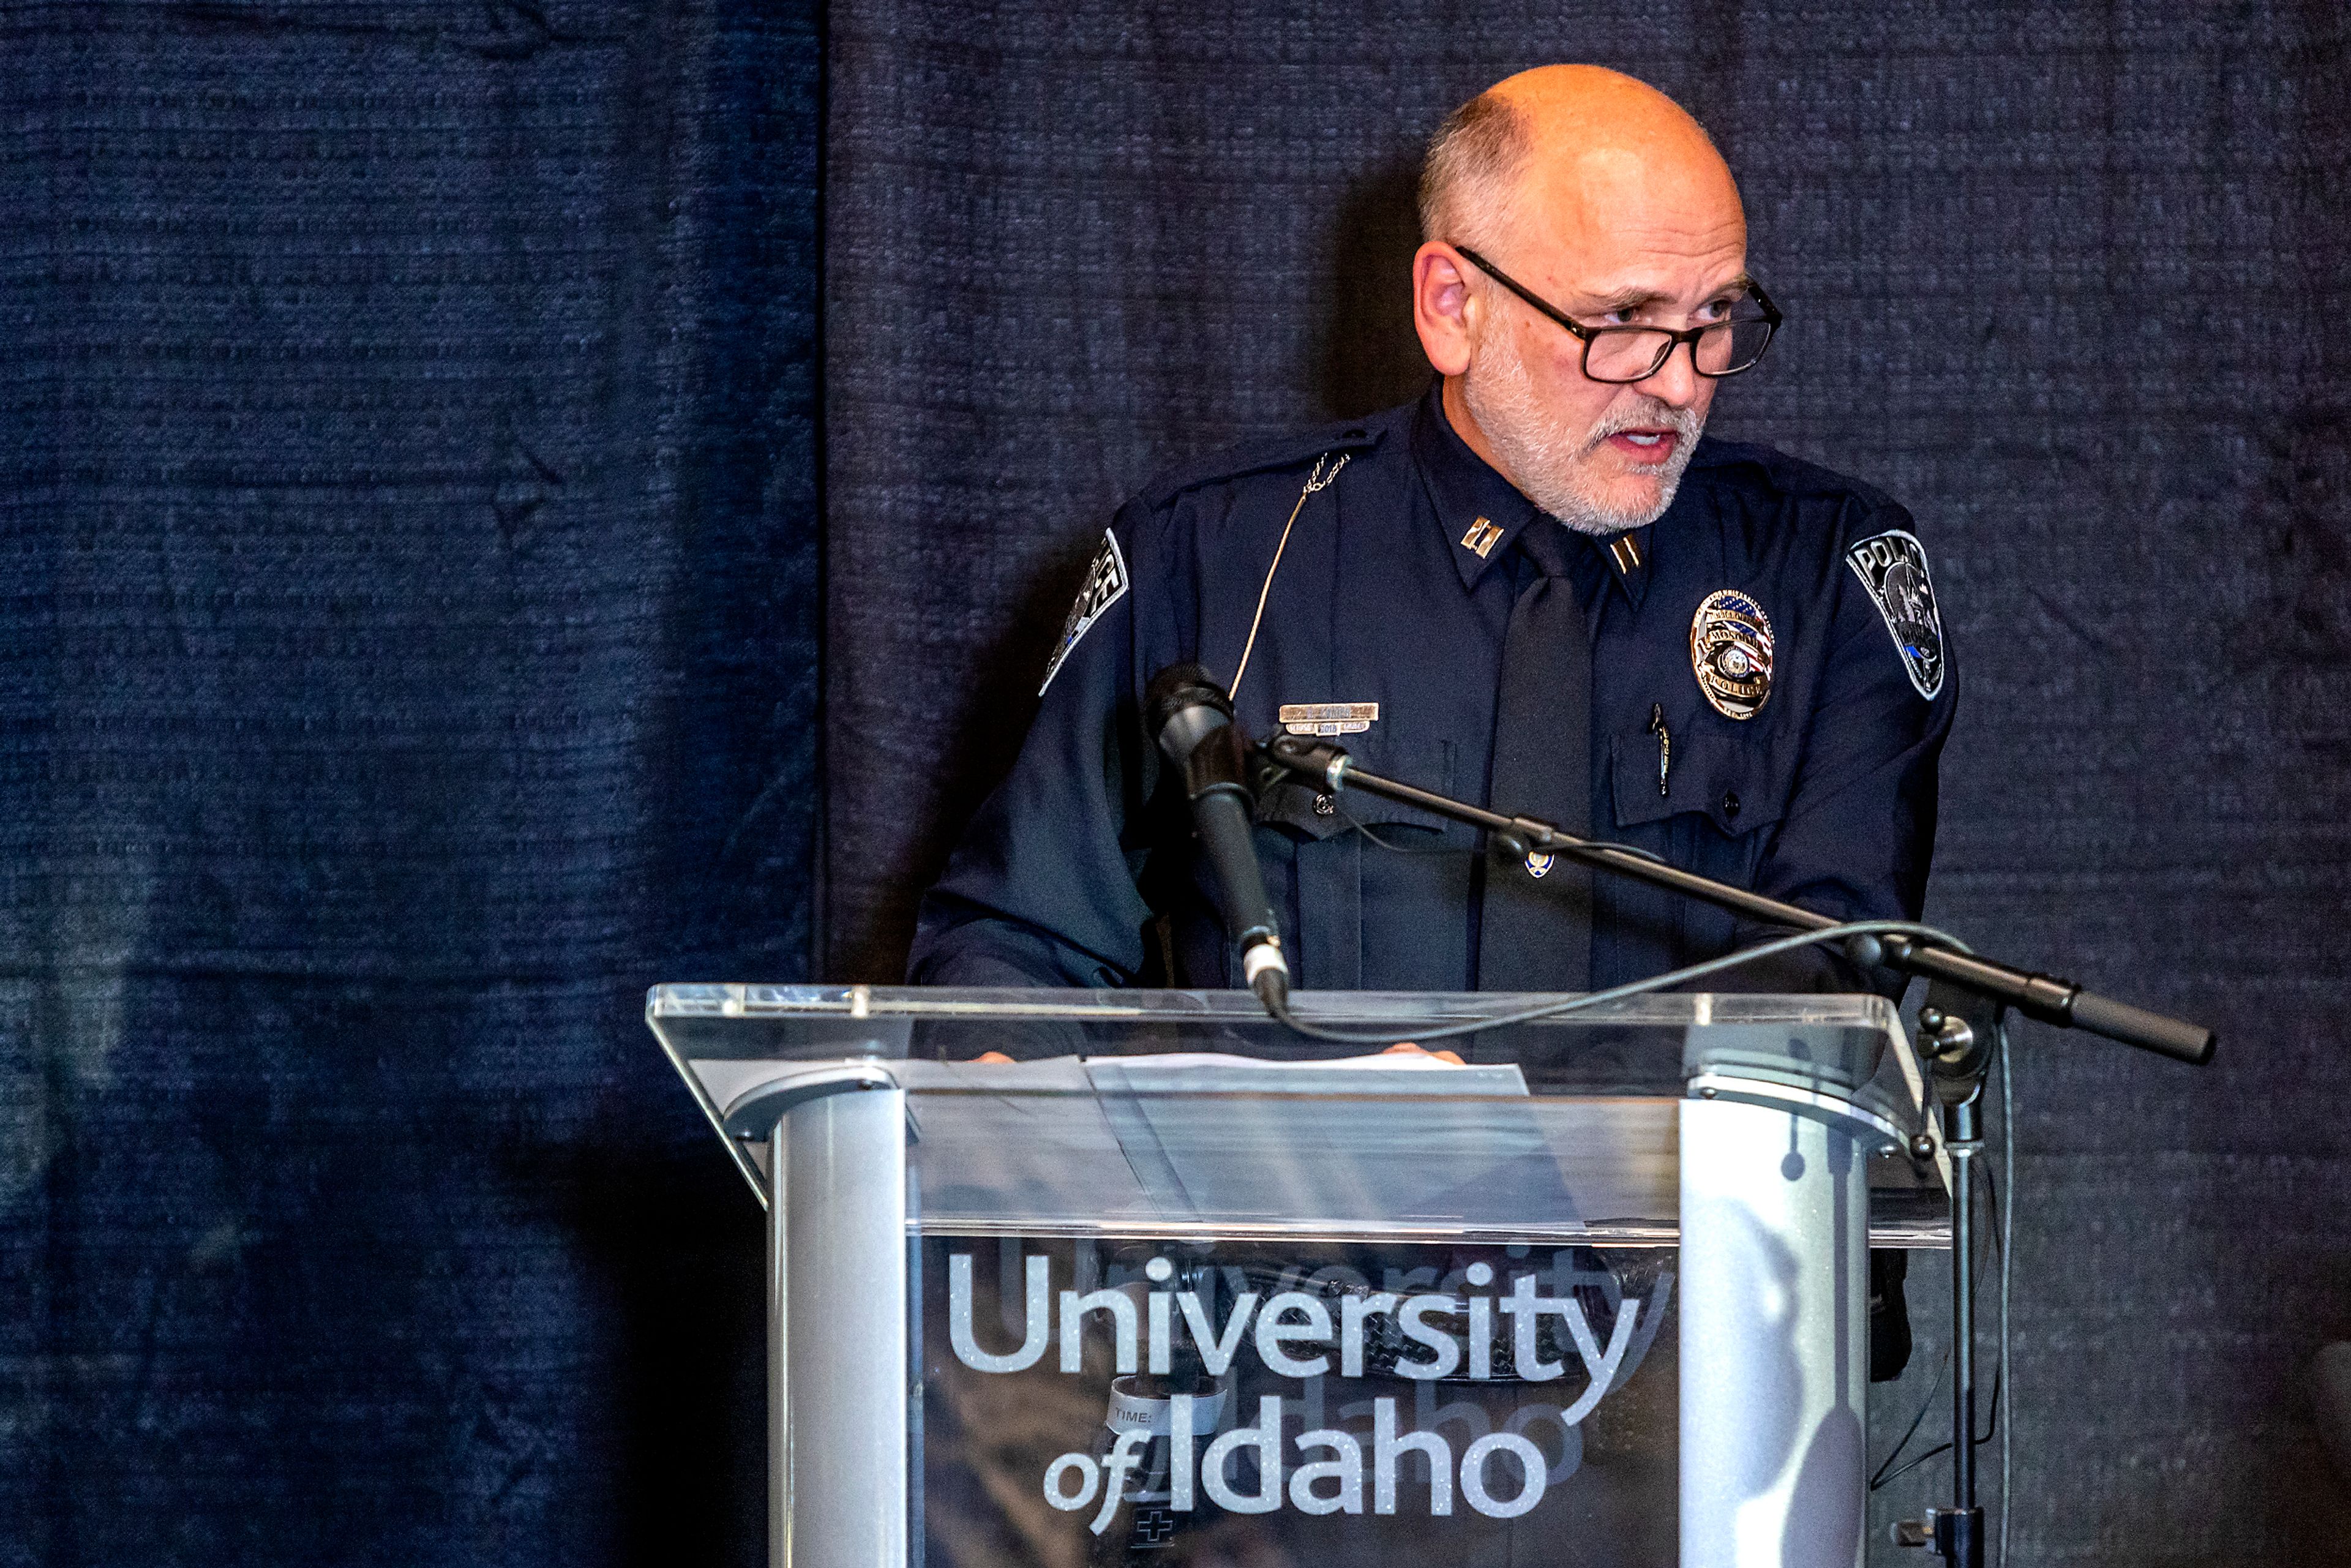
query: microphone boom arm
[{"left": 1254, "top": 731, "right": 2214, "bottom": 1067}]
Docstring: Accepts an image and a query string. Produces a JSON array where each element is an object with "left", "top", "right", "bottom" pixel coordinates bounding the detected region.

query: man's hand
[{"left": 1382, "top": 1041, "right": 1466, "bottom": 1064}]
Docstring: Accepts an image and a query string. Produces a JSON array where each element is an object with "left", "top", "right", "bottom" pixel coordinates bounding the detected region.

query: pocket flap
[
  {"left": 1610, "top": 730, "right": 1783, "bottom": 837},
  {"left": 1258, "top": 738, "right": 1463, "bottom": 842}
]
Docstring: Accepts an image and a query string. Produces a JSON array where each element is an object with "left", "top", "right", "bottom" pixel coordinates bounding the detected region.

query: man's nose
[{"left": 1630, "top": 337, "right": 1703, "bottom": 407}]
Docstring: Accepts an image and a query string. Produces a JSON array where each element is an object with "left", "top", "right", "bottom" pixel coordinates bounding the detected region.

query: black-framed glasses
[{"left": 1451, "top": 243, "right": 1782, "bottom": 384}]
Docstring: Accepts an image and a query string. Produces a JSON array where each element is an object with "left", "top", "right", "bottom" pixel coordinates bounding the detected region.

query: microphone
[{"left": 1144, "top": 664, "right": 1290, "bottom": 1010}]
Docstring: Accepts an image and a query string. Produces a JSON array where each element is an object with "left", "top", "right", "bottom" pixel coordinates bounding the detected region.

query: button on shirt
[{"left": 909, "top": 384, "right": 1954, "bottom": 996}]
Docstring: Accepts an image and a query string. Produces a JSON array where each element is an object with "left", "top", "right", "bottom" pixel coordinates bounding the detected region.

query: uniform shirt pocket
[
  {"left": 1609, "top": 729, "right": 1786, "bottom": 839},
  {"left": 1256, "top": 738, "right": 1466, "bottom": 842},
  {"left": 1255, "top": 738, "right": 1469, "bottom": 989}
]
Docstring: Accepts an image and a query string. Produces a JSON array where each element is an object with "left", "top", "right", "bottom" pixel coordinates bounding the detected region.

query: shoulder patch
[
  {"left": 1845, "top": 529, "right": 1946, "bottom": 699},
  {"left": 1039, "top": 530, "right": 1130, "bottom": 696}
]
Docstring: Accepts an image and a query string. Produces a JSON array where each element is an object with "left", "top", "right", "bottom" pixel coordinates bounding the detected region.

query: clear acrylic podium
[{"left": 647, "top": 985, "right": 1939, "bottom": 1568}]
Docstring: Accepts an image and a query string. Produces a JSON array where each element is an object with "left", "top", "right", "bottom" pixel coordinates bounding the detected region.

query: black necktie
[{"left": 1477, "top": 520, "right": 1594, "bottom": 992}]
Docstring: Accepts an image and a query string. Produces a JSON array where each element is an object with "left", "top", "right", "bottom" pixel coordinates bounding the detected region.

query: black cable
[
  {"left": 1871, "top": 1364, "right": 2004, "bottom": 1490},
  {"left": 1973, "top": 1142, "right": 2005, "bottom": 1446},
  {"left": 1869, "top": 1158, "right": 2007, "bottom": 1491},
  {"left": 1870, "top": 1347, "right": 1949, "bottom": 1490},
  {"left": 1263, "top": 918, "right": 1973, "bottom": 1047},
  {"left": 1876, "top": 1441, "right": 1948, "bottom": 1490},
  {"left": 1329, "top": 800, "right": 1452, "bottom": 855}
]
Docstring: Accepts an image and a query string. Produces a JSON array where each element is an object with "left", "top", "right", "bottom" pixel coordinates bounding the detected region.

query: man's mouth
[{"left": 1603, "top": 429, "right": 1679, "bottom": 465}]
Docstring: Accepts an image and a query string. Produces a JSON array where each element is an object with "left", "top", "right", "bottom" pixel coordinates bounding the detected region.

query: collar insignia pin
[
  {"left": 1690, "top": 590, "right": 1775, "bottom": 720},
  {"left": 1460, "top": 517, "right": 1503, "bottom": 558},
  {"left": 1526, "top": 850, "right": 1555, "bottom": 879}
]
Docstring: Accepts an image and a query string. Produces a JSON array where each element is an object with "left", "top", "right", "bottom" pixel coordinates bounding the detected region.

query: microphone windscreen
[{"left": 1145, "top": 662, "right": 1233, "bottom": 766}]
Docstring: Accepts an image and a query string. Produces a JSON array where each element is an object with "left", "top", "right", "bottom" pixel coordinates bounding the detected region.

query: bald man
[
  {"left": 910, "top": 65, "right": 1954, "bottom": 1006},
  {"left": 909, "top": 73, "right": 1938, "bottom": 1553}
]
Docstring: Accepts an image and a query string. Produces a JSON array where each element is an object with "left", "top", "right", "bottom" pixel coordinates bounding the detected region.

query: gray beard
[{"left": 1462, "top": 336, "right": 1705, "bottom": 536}]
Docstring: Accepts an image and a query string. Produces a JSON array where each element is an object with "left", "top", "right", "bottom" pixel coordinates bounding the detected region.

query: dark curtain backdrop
[
  {"left": 4, "top": 4, "right": 817, "bottom": 1565},
  {"left": 825, "top": 4, "right": 2351, "bottom": 1564},
  {"left": 10, "top": 1, "right": 2351, "bottom": 1564}
]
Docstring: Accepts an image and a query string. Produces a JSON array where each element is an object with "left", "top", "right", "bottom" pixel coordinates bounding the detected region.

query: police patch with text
[
  {"left": 1039, "top": 529, "right": 1131, "bottom": 696},
  {"left": 1844, "top": 529, "right": 1946, "bottom": 700}
]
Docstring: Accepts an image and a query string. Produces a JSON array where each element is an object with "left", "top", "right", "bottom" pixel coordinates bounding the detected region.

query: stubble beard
[{"left": 1462, "top": 329, "right": 1706, "bottom": 537}]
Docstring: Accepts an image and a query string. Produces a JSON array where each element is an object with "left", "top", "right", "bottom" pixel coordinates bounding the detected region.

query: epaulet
[
  {"left": 1688, "top": 437, "right": 1907, "bottom": 519},
  {"left": 1133, "top": 410, "right": 1395, "bottom": 511}
]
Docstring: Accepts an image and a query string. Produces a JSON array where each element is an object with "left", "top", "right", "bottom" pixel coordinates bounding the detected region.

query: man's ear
[{"left": 1412, "top": 242, "right": 1476, "bottom": 378}]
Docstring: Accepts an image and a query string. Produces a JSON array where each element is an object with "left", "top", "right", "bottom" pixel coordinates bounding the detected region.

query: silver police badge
[
  {"left": 1845, "top": 529, "right": 1946, "bottom": 700},
  {"left": 1038, "top": 529, "right": 1130, "bottom": 696},
  {"left": 1689, "top": 590, "right": 1775, "bottom": 719}
]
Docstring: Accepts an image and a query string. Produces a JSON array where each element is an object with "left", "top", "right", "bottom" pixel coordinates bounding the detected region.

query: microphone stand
[{"left": 1252, "top": 730, "right": 2216, "bottom": 1568}]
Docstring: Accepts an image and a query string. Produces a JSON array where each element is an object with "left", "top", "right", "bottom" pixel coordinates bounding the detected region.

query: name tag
[{"left": 1278, "top": 702, "right": 1379, "bottom": 737}]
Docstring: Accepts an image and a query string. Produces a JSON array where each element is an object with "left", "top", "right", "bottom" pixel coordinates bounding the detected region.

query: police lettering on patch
[
  {"left": 1845, "top": 529, "right": 1946, "bottom": 699},
  {"left": 1689, "top": 590, "right": 1775, "bottom": 720},
  {"left": 1039, "top": 530, "right": 1130, "bottom": 696}
]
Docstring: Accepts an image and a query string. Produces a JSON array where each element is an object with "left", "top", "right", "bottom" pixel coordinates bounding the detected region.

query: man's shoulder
[
  {"left": 1685, "top": 437, "right": 1912, "bottom": 532},
  {"left": 1128, "top": 402, "right": 1411, "bottom": 514}
]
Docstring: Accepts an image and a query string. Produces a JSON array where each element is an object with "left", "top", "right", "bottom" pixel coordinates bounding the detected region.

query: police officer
[
  {"left": 910, "top": 70, "right": 1951, "bottom": 1559},
  {"left": 909, "top": 65, "right": 1954, "bottom": 999}
]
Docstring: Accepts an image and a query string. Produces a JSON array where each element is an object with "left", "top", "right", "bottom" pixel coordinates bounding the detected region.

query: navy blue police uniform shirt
[{"left": 907, "top": 384, "right": 1954, "bottom": 996}]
